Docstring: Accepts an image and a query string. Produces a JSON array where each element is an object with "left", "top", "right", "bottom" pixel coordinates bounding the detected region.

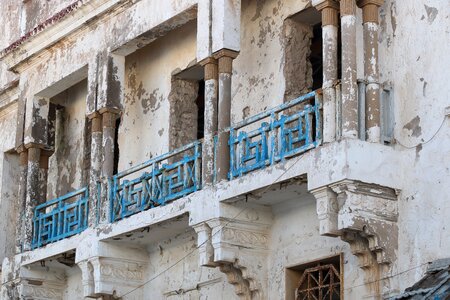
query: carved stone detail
[
  {"left": 1, "top": 266, "right": 66, "bottom": 300},
  {"left": 78, "top": 256, "right": 147, "bottom": 298},
  {"left": 194, "top": 218, "right": 269, "bottom": 300},
  {"left": 312, "top": 179, "right": 399, "bottom": 296},
  {"left": 20, "top": 283, "right": 64, "bottom": 299}
]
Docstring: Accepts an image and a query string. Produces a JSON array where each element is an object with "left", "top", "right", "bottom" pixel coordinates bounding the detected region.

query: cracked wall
[
  {"left": 282, "top": 18, "right": 313, "bottom": 102},
  {"left": 47, "top": 80, "right": 88, "bottom": 200},
  {"left": 121, "top": 20, "right": 197, "bottom": 170},
  {"left": 377, "top": 0, "right": 450, "bottom": 291},
  {"left": 142, "top": 229, "right": 236, "bottom": 299},
  {"left": 168, "top": 78, "right": 199, "bottom": 151},
  {"left": 0, "top": 101, "right": 18, "bottom": 269},
  {"left": 267, "top": 188, "right": 368, "bottom": 299}
]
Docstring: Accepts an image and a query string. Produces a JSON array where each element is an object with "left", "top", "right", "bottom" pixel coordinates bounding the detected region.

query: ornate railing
[
  {"left": 110, "top": 141, "right": 202, "bottom": 222},
  {"left": 32, "top": 187, "right": 89, "bottom": 249},
  {"left": 228, "top": 90, "right": 322, "bottom": 179}
]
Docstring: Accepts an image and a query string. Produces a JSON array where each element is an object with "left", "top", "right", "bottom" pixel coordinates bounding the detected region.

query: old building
[{"left": 0, "top": 0, "right": 449, "bottom": 299}]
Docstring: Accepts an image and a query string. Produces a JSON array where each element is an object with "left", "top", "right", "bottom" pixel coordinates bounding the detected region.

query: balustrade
[
  {"left": 110, "top": 141, "right": 202, "bottom": 222},
  {"left": 32, "top": 187, "right": 89, "bottom": 249},
  {"left": 227, "top": 90, "right": 322, "bottom": 179}
]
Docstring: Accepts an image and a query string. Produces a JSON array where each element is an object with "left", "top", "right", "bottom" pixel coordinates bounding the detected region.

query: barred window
[
  {"left": 286, "top": 255, "right": 342, "bottom": 300},
  {"left": 295, "top": 263, "right": 341, "bottom": 300}
]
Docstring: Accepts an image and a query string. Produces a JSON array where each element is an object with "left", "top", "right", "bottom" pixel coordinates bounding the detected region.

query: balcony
[
  {"left": 31, "top": 90, "right": 322, "bottom": 248},
  {"left": 32, "top": 187, "right": 89, "bottom": 249},
  {"left": 109, "top": 141, "right": 202, "bottom": 222}
]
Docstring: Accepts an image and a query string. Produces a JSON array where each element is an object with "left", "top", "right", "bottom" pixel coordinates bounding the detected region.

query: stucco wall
[
  {"left": 0, "top": 0, "right": 449, "bottom": 298},
  {"left": 377, "top": 0, "right": 450, "bottom": 290},
  {"left": 142, "top": 229, "right": 236, "bottom": 299},
  {"left": 0, "top": 103, "right": 19, "bottom": 266},
  {"left": 47, "top": 80, "right": 88, "bottom": 200},
  {"left": 120, "top": 20, "right": 197, "bottom": 170}
]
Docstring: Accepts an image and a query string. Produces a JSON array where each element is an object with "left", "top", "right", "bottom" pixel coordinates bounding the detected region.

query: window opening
[
  {"left": 196, "top": 79, "right": 205, "bottom": 140},
  {"left": 113, "top": 117, "right": 120, "bottom": 175},
  {"left": 287, "top": 255, "right": 342, "bottom": 300}
]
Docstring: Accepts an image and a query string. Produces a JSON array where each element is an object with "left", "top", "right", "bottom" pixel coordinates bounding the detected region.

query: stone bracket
[
  {"left": 313, "top": 179, "right": 398, "bottom": 265},
  {"left": 312, "top": 179, "right": 398, "bottom": 296},
  {"left": 76, "top": 242, "right": 148, "bottom": 299},
  {"left": 1, "top": 265, "right": 65, "bottom": 300},
  {"left": 194, "top": 218, "right": 269, "bottom": 300}
]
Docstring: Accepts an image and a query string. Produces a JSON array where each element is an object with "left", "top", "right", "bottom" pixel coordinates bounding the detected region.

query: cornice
[
  {"left": 0, "top": 0, "right": 127, "bottom": 72},
  {"left": 0, "top": 79, "right": 19, "bottom": 113}
]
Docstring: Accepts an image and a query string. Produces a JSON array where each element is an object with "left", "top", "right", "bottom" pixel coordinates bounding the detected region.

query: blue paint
[
  {"left": 32, "top": 187, "right": 89, "bottom": 249},
  {"left": 110, "top": 141, "right": 202, "bottom": 222},
  {"left": 228, "top": 90, "right": 322, "bottom": 179}
]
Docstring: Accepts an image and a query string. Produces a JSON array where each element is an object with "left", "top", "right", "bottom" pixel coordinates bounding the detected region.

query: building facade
[{"left": 0, "top": 0, "right": 449, "bottom": 299}]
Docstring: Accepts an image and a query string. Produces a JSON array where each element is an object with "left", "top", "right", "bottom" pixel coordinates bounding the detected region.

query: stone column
[
  {"left": 38, "top": 149, "right": 52, "bottom": 205},
  {"left": 200, "top": 57, "right": 218, "bottom": 185},
  {"left": 358, "top": 0, "right": 384, "bottom": 142},
  {"left": 15, "top": 146, "right": 28, "bottom": 253},
  {"left": 213, "top": 49, "right": 238, "bottom": 181},
  {"left": 88, "top": 112, "right": 103, "bottom": 226},
  {"left": 99, "top": 108, "right": 119, "bottom": 223},
  {"left": 315, "top": 0, "right": 340, "bottom": 143},
  {"left": 340, "top": 0, "right": 359, "bottom": 139},
  {"left": 23, "top": 145, "right": 41, "bottom": 251}
]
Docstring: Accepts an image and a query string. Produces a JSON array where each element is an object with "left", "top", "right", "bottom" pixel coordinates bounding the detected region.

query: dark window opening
[
  {"left": 196, "top": 79, "right": 205, "bottom": 140},
  {"left": 287, "top": 255, "right": 342, "bottom": 300},
  {"left": 311, "top": 23, "right": 323, "bottom": 91},
  {"left": 113, "top": 117, "right": 120, "bottom": 175}
]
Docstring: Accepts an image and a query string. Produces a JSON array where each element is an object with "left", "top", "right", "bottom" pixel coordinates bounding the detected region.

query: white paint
[{"left": 0, "top": 0, "right": 449, "bottom": 298}]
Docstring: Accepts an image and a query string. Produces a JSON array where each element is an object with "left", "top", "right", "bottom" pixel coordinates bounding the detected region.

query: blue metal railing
[
  {"left": 228, "top": 90, "right": 322, "bottom": 179},
  {"left": 32, "top": 187, "right": 89, "bottom": 249},
  {"left": 110, "top": 141, "right": 202, "bottom": 222}
]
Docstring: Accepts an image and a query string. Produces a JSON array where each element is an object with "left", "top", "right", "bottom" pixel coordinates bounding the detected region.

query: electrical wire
[
  {"left": 395, "top": 116, "right": 447, "bottom": 149},
  {"left": 121, "top": 152, "right": 307, "bottom": 297}
]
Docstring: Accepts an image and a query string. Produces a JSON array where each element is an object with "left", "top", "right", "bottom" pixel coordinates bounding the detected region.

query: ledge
[
  {"left": 0, "top": 0, "right": 126, "bottom": 71},
  {"left": 8, "top": 138, "right": 403, "bottom": 268}
]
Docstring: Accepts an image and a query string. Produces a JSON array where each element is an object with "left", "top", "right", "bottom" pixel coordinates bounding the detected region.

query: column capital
[
  {"left": 198, "top": 57, "right": 218, "bottom": 66},
  {"left": 316, "top": 0, "right": 340, "bottom": 27},
  {"left": 339, "top": 0, "right": 357, "bottom": 16},
  {"left": 86, "top": 111, "right": 101, "bottom": 120},
  {"left": 213, "top": 49, "right": 239, "bottom": 60},
  {"left": 199, "top": 57, "right": 219, "bottom": 81},
  {"left": 357, "top": 0, "right": 384, "bottom": 8},
  {"left": 357, "top": 0, "right": 384, "bottom": 23},
  {"left": 87, "top": 111, "right": 103, "bottom": 133},
  {"left": 314, "top": 0, "right": 340, "bottom": 11},
  {"left": 213, "top": 49, "right": 238, "bottom": 74},
  {"left": 98, "top": 107, "right": 121, "bottom": 115},
  {"left": 23, "top": 142, "right": 46, "bottom": 150}
]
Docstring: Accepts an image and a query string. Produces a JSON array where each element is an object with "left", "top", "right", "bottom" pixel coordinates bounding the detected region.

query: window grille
[{"left": 295, "top": 263, "right": 341, "bottom": 300}]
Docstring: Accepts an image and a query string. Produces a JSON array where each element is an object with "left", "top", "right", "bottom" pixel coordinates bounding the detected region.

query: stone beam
[{"left": 211, "top": 0, "right": 241, "bottom": 54}]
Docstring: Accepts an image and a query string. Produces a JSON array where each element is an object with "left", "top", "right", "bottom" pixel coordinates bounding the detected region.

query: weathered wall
[
  {"left": 268, "top": 194, "right": 369, "bottom": 299},
  {"left": 18, "top": 0, "right": 78, "bottom": 36},
  {"left": 142, "top": 229, "right": 236, "bottom": 299},
  {"left": 0, "top": 102, "right": 19, "bottom": 266},
  {"left": 0, "top": 0, "right": 449, "bottom": 298},
  {"left": 0, "top": 2, "right": 20, "bottom": 89},
  {"left": 47, "top": 80, "right": 88, "bottom": 200},
  {"left": 63, "top": 267, "right": 83, "bottom": 300},
  {"left": 377, "top": 0, "right": 450, "bottom": 291},
  {"left": 168, "top": 78, "right": 199, "bottom": 151},
  {"left": 121, "top": 20, "right": 197, "bottom": 170}
]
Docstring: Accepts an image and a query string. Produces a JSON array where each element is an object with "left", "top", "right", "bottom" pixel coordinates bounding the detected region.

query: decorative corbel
[
  {"left": 312, "top": 179, "right": 399, "bottom": 296},
  {"left": 194, "top": 218, "right": 269, "bottom": 300}
]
